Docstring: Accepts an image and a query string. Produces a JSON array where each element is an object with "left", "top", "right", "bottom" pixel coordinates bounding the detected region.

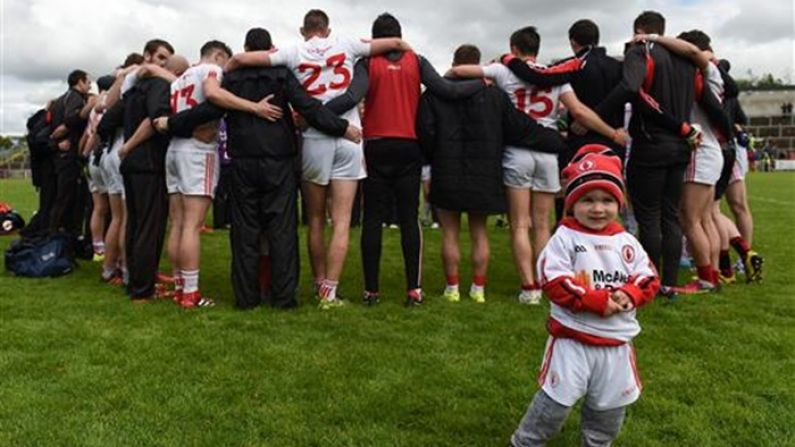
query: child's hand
[
  {"left": 611, "top": 290, "right": 635, "bottom": 311},
  {"left": 604, "top": 298, "right": 624, "bottom": 316}
]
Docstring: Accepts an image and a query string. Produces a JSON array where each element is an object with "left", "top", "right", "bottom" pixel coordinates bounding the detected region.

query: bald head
[{"left": 166, "top": 54, "right": 189, "bottom": 76}]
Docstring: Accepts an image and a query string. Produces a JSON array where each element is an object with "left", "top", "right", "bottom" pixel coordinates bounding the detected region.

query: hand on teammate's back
[
  {"left": 153, "top": 117, "right": 169, "bottom": 133},
  {"left": 613, "top": 128, "right": 630, "bottom": 147},
  {"left": 569, "top": 120, "right": 588, "bottom": 136},
  {"left": 253, "top": 94, "right": 283, "bottom": 122},
  {"left": 344, "top": 125, "right": 362, "bottom": 144}
]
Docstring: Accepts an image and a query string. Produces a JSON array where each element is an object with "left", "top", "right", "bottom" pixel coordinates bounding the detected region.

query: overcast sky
[{"left": 1, "top": 0, "right": 793, "bottom": 134}]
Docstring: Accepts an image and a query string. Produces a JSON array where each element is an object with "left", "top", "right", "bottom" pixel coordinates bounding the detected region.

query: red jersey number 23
[{"left": 298, "top": 53, "right": 351, "bottom": 96}]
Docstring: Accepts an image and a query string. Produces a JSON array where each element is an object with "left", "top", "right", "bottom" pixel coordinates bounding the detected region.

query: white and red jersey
[
  {"left": 169, "top": 63, "right": 223, "bottom": 114},
  {"left": 691, "top": 61, "right": 724, "bottom": 152},
  {"left": 269, "top": 36, "right": 370, "bottom": 138},
  {"left": 537, "top": 217, "right": 659, "bottom": 346},
  {"left": 482, "top": 61, "right": 573, "bottom": 129}
]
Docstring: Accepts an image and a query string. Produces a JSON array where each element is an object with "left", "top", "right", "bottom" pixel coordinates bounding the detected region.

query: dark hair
[
  {"left": 245, "top": 28, "right": 272, "bottom": 51},
  {"left": 569, "top": 19, "right": 599, "bottom": 47},
  {"left": 67, "top": 70, "right": 87, "bottom": 88},
  {"left": 96, "top": 75, "right": 115, "bottom": 92},
  {"left": 143, "top": 39, "right": 174, "bottom": 57},
  {"left": 200, "top": 40, "right": 232, "bottom": 58},
  {"left": 372, "top": 13, "right": 401, "bottom": 38},
  {"left": 510, "top": 26, "right": 540, "bottom": 57},
  {"left": 303, "top": 9, "right": 329, "bottom": 33},
  {"left": 718, "top": 59, "right": 731, "bottom": 73},
  {"left": 678, "top": 30, "right": 712, "bottom": 52},
  {"left": 122, "top": 52, "right": 144, "bottom": 68},
  {"left": 453, "top": 44, "right": 481, "bottom": 65},
  {"left": 633, "top": 11, "right": 665, "bottom": 35}
]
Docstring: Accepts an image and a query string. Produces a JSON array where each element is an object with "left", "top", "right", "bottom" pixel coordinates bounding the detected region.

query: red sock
[
  {"left": 696, "top": 265, "right": 713, "bottom": 283},
  {"left": 730, "top": 237, "right": 750, "bottom": 258},
  {"left": 446, "top": 274, "right": 459, "bottom": 287},
  {"left": 521, "top": 283, "right": 533, "bottom": 291},
  {"left": 472, "top": 275, "right": 487, "bottom": 287},
  {"left": 258, "top": 255, "right": 272, "bottom": 292}
]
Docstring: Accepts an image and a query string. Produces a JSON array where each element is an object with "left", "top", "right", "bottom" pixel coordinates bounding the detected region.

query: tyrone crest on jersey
[
  {"left": 578, "top": 159, "right": 595, "bottom": 172},
  {"left": 622, "top": 244, "right": 636, "bottom": 263}
]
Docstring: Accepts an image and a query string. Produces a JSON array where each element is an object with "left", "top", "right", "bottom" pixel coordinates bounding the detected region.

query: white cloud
[{"left": 1, "top": 0, "right": 793, "bottom": 134}]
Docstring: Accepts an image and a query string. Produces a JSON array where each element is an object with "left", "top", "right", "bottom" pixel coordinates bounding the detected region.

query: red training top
[{"left": 363, "top": 51, "right": 421, "bottom": 140}]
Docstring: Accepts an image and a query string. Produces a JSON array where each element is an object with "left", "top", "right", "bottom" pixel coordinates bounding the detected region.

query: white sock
[
  {"left": 470, "top": 284, "right": 484, "bottom": 294},
  {"left": 173, "top": 270, "right": 184, "bottom": 291},
  {"left": 122, "top": 268, "right": 129, "bottom": 285},
  {"left": 182, "top": 269, "right": 199, "bottom": 294},
  {"left": 445, "top": 284, "right": 459, "bottom": 293},
  {"left": 93, "top": 241, "right": 105, "bottom": 254},
  {"left": 319, "top": 280, "right": 338, "bottom": 300},
  {"left": 101, "top": 265, "right": 115, "bottom": 280}
]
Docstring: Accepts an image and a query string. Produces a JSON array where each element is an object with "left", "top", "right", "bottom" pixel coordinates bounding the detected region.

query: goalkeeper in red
[{"left": 510, "top": 145, "right": 659, "bottom": 447}]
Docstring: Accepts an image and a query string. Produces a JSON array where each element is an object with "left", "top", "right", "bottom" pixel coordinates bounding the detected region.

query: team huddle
[{"left": 25, "top": 8, "right": 765, "bottom": 446}]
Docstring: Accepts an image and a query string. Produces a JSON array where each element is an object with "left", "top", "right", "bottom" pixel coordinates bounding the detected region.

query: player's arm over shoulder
[{"left": 364, "top": 37, "right": 410, "bottom": 56}]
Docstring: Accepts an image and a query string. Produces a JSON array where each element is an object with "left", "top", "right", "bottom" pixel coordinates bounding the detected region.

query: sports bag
[{"left": 4, "top": 234, "right": 75, "bottom": 277}]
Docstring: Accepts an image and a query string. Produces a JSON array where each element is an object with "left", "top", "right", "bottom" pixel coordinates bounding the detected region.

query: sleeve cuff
[
  {"left": 581, "top": 289, "right": 610, "bottom": 315},
  {"left": 619, "top": 284, "right": 644, "bottom": 307}
]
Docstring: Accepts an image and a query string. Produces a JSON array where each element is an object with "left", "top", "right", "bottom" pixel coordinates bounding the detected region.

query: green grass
[{"left": 0, "top": 173, "right": 793, "bottom": 446}]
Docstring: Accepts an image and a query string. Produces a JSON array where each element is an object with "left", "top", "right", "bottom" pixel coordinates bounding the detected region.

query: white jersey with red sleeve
[
  {"left": 537, "top": 217, "right": 659, "bottom": 345},
  {"left": 482, "top": 61, "right": 572, "bottom": 129},
  {"left": 169, "top": 63, "right": 223, "bottom": 114},
  {"left": 269, "top": 36, "right": 370, "bottom": 138},
  {"left": 691, "top": 61, "right": 725, "bottom": 152}
]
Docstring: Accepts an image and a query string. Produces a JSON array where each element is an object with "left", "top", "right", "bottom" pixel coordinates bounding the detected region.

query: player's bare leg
[
  {"left": 166, "top": 194, "right": 184, "bottom": 300},
  {"left": 507, "top": 187, "right": 538, "bottom": 303},
  {"left": 324, "top": 179, "right": 358, "bottom": 288},
  {"left": 437, "top": 208, "right": 461, "bottom": 301},
  {"left": 90, "top": 192, "right": 109, "bottom": 260},
  {"left": 726, "top": 180, "right": 753, "bottom": 245},
  {"left": 680, "top": 183, "right": 717, "bottom": 289},
  {"left": 302, "top": 181, "right": 328, "bottom": 289},
  {"left": 531, "top": 191, "right": 555, "bottom": 256},
  {"left": 178, "top": 195, "right": 213, "bottom": 307},
  {"left": 468, "top": 212, "right": 490, "bottom": 301},
  {"left": 702, "top": 190, "right": 720, "bottom": 269},
  {"left": 102, "top": 193, "right": 124, "bottom": 284}
]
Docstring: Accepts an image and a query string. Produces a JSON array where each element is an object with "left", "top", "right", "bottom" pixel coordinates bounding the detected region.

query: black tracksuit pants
[
  {"left": 49, "top": 154, "right": 82, "bottom": 234},
  {"left": 23, "top": 156, "right": 56, "bottom": 238},
  {"left": 626, "top": 159, "right": 687, "bottom": 287},
  {"left": 213, "top": 164, "right": 232, "bottom": 228},
  {"left": 361, "top": 139, "right": 423, "bottom": 293},
  {"left": 123, "top": 171, "right": 168, "bottom": 299},
  {"left": 230, "top": 158, "right": 299, "bottom": 310}
]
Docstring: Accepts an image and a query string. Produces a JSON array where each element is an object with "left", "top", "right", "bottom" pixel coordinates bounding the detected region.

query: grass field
[{"left": 0, "top": 173, "right": 794, "bottom": 446}]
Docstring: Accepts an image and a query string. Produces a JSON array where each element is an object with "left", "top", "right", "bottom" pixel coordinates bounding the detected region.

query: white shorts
[
  {"left": 421, "top": 165, "right": 432, "bottom": 182},
  {"left": 730, "top": 144, "right": 749, "bottom": 184},
  {"left": 537, "top": 337, "right": 642, "bottom": 411},
  {"left": 88, "top": 152, "right": 107, "bottom": 194},
  {"left": 102, "top": 135, "right": 125, "bottom": 197},
  {"left": 301, "top": 137, "right": 366, "bottom": 186},
  {"left": 165, "top": 138, "right": 220, "bottom": 197},
  {"left": 685, "top": 145, "right": 723, "bottom": 185},
  {"left": 502, "top": 146, "right": 560, "bottom": 192}
]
